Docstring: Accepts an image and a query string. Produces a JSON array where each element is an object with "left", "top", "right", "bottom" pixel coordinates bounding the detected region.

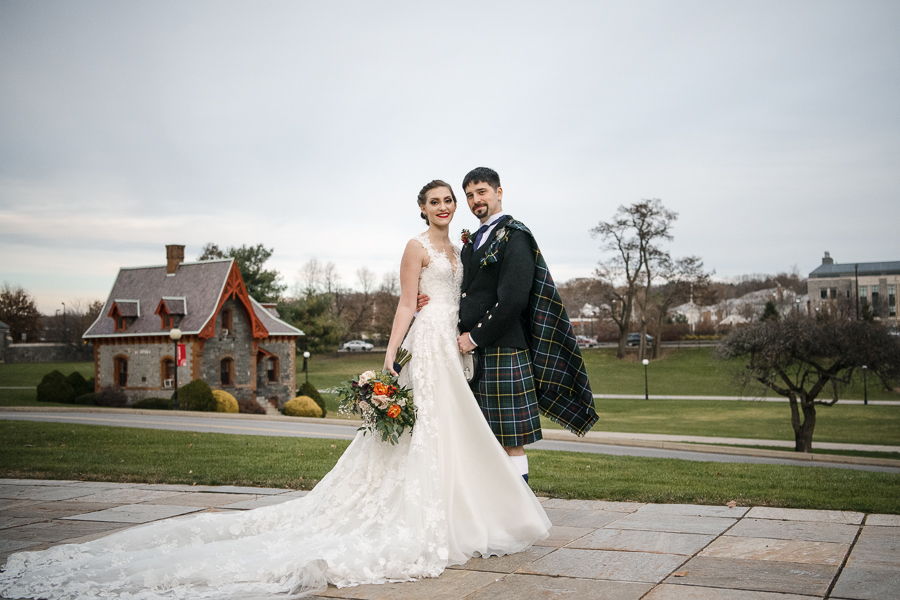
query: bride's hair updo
[{"left": 417, "top": 180, "right": 457, "bottom": 223}]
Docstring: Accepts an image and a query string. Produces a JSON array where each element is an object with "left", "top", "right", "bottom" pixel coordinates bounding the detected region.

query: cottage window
[
  {"left": 114, "top": 356, "right": 128, "bottom": 387},
  {"left": 162, "top": 359, "right": 175, "bottom": 387},
  {"left": 221, "top": 309, "right": 233, "bottom": 334},
  {"left": 267, "top": 357, "right": 279, "bottom": 383},
  {"left": 819, "top": 289, "right": 827, "bottom": 299},
  {"left": 115, "top": 316, "right": 127, "bottom": 332},
  {"left": 160, "top": 314, "right": 174, "bottom": 329},
  {"left": 220, "top": 358, "right": 234, "bottom": 386},
  {"left": 859, "top": 286, "right": 868, "bottom": 306},
  {"left": 889, "top": 284, "right": 896, "bottom": 316},
  {"left": 871, "top": 285, "right": 879, "bottom": 313}
]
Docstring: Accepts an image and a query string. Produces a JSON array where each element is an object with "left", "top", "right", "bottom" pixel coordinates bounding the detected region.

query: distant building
[
  {"left": 808, "top": 252, "right": 899, "bottom": 322},
  {"left": 83, "top": 245, "right": 304, "bottom": 408}
]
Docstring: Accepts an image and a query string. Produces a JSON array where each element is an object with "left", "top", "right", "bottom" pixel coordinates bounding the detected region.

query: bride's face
[{"left": 421, "top": 187, "right": 456, "bottom": 225}]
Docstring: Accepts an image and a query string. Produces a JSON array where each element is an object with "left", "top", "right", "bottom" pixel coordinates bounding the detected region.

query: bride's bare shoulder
[{"left": 401, "top": 236, "right": 430, "bottom": 266}]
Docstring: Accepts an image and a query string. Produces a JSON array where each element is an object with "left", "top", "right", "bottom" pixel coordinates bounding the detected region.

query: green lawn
[
  {"left": 3, "top": 421, "right": 897, "bottom": 514},
  {"left": 4, "top": 353, "right": 899, "bottom": 447}
]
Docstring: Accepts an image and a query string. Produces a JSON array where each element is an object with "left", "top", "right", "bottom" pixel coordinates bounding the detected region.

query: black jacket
[{"left": 459, "top": 215, "right": 535, "bottom": 349}]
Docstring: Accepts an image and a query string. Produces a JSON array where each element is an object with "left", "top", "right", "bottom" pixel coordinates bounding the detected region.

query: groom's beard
[{"left": 472, "top": 205, "right": 488, "bottom": 219}]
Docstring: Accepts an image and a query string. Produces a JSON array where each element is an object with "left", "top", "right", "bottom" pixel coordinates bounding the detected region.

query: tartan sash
[{"left": 504, "top": 219, "right": 598, "bottom": 436}]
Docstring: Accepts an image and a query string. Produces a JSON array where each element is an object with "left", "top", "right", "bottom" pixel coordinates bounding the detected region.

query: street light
[
  {"left": 642, "top": 358, "right": 650, "bottom": 400},
  {"left": 170, "top": 327, "right": 182, "bottom": 410},
  {"left": 303, "top": 351, "right": 310, "bottom": 383},
  {"left": 61, "top": 302, "right": 66, "bottom": 342},
  {"left": 862, "top": 365, "right": 868, "bottom": 406}
]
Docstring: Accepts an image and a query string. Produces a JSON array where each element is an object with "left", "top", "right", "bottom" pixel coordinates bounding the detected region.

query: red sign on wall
[{"left": 177, "top": 343, "right": 187, "bottom": 367}]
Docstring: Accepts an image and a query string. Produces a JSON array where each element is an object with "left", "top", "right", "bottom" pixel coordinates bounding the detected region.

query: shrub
[
  {"left": 73, "top": 393, "right": 97, "bottom": 405},
  {"left": 283, "top": 395, "right": 323, "bottom": 418},
  {"left": 297, "top": 381, "right": 326, "bottom": 417},
  {"left": 66, "top": 371, "right": 94, "bottom": 397},
  {"left": 132, "top": 397, "right": 172, "bottom": 410},
  {"left": 96, "top": 387, "right": 128, "bottom": 407},
  {"left": 238, "top": 398, "right": 266, "bottom": 415},
  {"left": 212, "top": 390, "right": 239, "bottom": 413},
  {"left": 174, "top": 379, "right": 216, "bottom": 412},
  {"left": 37, "top": 370, "right": 76, "bottom": 404}
]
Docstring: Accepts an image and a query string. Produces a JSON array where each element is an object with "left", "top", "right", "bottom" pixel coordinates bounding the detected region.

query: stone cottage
[{"left": 83, "top": 245, "right": 304, "bottom": 407}]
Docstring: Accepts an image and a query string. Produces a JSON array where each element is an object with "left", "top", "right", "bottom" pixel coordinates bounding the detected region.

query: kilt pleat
[{"left": 474, "top": 347, "right": 542, "bottom": 447}]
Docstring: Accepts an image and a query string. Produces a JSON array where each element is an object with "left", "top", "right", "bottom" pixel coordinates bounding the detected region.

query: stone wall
[
  {"left": 96, "top": 338, "right": 194, "bottom": 403},
  {"left": 255, "top": 339, "right": 296, "bottom": 408},
  {"left": 201, "top": 299, "right": 256, "bottom": 401},
  {"left": 5, "top": 343, "right": 94, "bottom": 364}
]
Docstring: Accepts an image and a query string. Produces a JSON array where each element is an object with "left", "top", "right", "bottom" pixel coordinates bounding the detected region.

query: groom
[{"left": 453, "top": 167, "right": 597, "bottom": 482}]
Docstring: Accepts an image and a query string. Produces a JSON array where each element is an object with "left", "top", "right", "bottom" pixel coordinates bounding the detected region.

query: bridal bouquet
[{"left": 332, "top": 369, "right": 416, "bottom": 445}]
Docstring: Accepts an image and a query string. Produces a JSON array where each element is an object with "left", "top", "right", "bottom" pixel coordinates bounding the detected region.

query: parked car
[
  {"left": 626, "top": 333, "right": 654, "bottom": 347},
  {"left": 576, "top": 335, "right": 598, "bottom": 348},
  {"left": 342, "top": 340, "right": 374, "bottom": 351}
]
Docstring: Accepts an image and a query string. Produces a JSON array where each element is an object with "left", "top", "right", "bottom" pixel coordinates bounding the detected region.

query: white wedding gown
[{"left": 0, "top": 232, "right": 550, "bottom": 600}]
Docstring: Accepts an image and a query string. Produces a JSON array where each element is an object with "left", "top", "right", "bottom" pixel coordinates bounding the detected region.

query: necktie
[{"left": 474, "top": 223, "right": 491, "bottom": 249}]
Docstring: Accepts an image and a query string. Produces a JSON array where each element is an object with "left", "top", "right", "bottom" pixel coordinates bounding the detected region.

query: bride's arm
[{"left": 383, "top": 239, "right": 427, "bottom": 375}]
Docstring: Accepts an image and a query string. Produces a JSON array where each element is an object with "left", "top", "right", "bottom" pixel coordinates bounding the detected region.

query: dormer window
[
  {"left": 155, "top": 297, "right": 186, "bottom": 331},
  {"left": 109, "top": 300, "right": 139, "bottom": 333}
]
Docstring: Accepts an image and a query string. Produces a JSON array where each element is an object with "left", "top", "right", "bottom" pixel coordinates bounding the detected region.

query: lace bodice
[{"left": 414, "top": 232, "right": 462, "bottom": 308}]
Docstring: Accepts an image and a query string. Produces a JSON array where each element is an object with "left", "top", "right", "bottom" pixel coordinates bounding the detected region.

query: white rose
[
  {"left": 372, "top": 394, "right": 391, "bottom": 409},
  {"left": 358, "top": 370, "right": 377, "bottom": 385}
]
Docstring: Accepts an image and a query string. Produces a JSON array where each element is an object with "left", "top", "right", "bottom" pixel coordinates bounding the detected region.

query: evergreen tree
[
  {"left": 760, "top": 300, "right": 779, "bottom": 322},
  {"left": 198, "top": 243, "right": 286, "bottom": 302}
]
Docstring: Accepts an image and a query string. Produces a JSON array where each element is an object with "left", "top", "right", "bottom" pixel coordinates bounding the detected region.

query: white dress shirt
[{"left": 475, "top": 211, "right": 506, "bottom": 250}]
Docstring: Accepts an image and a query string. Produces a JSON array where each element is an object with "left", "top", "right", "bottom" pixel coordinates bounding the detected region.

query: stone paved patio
[{"left": 0, "top": 479, "right": 897, "bottom": 599}]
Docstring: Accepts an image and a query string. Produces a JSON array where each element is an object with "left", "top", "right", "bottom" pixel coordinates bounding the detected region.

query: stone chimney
[
  {"left": 822, "top": 251, "right": 834, "bottom": 265},
  {"left": 166, "top": 245, "right": 185, "bottom": 274}
]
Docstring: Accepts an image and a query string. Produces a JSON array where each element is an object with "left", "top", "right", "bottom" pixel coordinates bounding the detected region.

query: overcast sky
[{"left": 2, "top": 0, "right": 898, "bottom": 313}]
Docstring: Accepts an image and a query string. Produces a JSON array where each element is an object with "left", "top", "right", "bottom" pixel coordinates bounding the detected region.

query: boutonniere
[
  {"left": 480, "top": 228, "right": 511, "bottom": 266},
  {"left": 461, "top": 229, "right": 472, "bottom": 245},
  {"left": 494, "top": 227, "right": 506, "bottom": 239}
]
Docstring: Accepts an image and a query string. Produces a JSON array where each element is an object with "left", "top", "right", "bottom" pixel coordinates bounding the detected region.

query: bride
[{"left": 0, "top": 180, "right": 550, "bottom": 599}]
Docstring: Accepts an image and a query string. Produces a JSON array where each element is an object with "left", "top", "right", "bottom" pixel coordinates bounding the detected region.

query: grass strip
[
  {"left": 687, "top": 443, "right": 900, "bottom": 461},
  {"left": 2, "top": 421, "right": 898, "bottom": 514}
]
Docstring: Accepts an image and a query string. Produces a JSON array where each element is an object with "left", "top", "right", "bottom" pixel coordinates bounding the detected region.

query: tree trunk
[
  {"left": 789, "top": 395, "right": 817, "bottom": 453},
  {"left": 616, "top": 326, "right": 627, "bottom": 359}
]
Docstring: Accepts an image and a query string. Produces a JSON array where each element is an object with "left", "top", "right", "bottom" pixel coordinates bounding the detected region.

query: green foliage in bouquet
[{"left": 331, "top": 369, "right": 416, "bottom": 445}]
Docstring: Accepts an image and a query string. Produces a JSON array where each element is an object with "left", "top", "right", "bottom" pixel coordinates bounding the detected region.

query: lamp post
[
  {"left": 862, "top": 365, "right": 868, "bottom": 406},
  {"left": 642, "top": 358, "right": 650, "bottom": 400},
  {"left": 61, "top": 302, "right": 66, "bottom": 343},
  {"left": 170, "top": 328, "right": 182, "bottom": 410},
  {"left": 303, "top": 351, "right": 310, "bottom": 383},
  {"left": 795, "top": 297, "right": 801, "bottom": 316}
]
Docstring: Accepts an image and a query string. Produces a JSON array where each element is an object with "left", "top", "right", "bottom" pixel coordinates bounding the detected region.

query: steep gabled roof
[
  {"left": 250, "top": 296, "right": 303, "bottom": 336},
  {"left": 84, "top": 259, "right": 302, "bottom": 339}
]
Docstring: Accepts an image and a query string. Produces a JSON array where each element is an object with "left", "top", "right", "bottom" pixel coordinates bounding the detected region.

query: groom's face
[{"left": 465, "top": 181, "right": 502, "bottom": 223}]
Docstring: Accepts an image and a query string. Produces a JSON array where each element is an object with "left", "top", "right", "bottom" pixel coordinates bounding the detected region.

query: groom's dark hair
[{"left": 462, "top": 167, "right": 501, "bottom": 192}]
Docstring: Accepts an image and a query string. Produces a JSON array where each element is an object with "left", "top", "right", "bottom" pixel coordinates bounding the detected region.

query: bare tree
[
  {"left": 648, "top": 256, "right": 711, "bottom": 358},
  {"left": 591, "top": 199, "right": 676, "bottom": 359},
  {"left": 632, "top": 199, "right": 678, "bottom": 360},
  {"left": 718, "top": 317, "right": 900, "bottom": 452}
]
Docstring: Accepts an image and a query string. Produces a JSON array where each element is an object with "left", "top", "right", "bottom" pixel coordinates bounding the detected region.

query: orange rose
[
  {"left": 386, "top": 404, "right": 401, "bottom": 418},
  {"left": 372, "top": 382, "right": 388, "bottom": 396}
]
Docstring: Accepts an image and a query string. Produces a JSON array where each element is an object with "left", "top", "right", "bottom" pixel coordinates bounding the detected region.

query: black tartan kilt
[{"left": 473, "top": 347, "right": 543, "bottom": 447}]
